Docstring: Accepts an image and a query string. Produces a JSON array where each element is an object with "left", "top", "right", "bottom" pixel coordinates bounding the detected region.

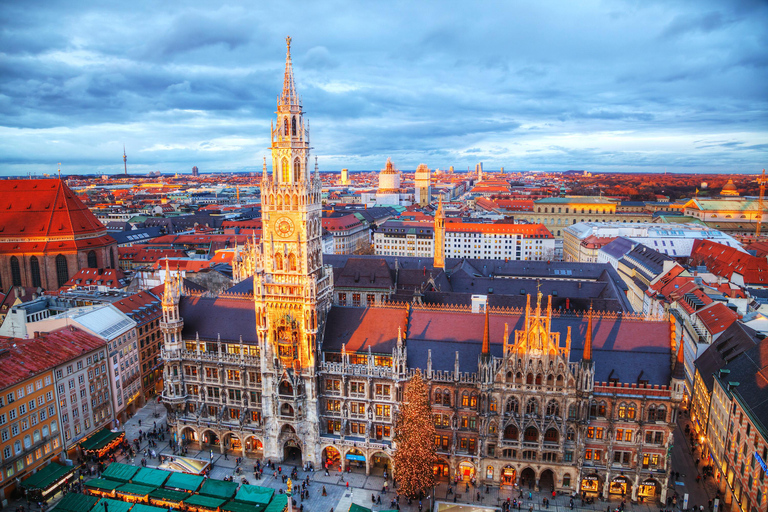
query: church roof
[{"left": 0, "top": 179, "right": 115, "bottom": 252}]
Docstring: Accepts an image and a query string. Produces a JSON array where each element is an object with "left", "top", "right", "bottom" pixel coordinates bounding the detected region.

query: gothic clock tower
[{"left": 255, "top": 37, "right": 333, "bottom": 465}]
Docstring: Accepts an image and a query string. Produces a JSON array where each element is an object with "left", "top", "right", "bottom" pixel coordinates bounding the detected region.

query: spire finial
[
  {"left": 281, "top": 36, "right": 297, "bottom": 105},
  {"left": 481, "top": 301, "right": 490, "bottom": 358},
  {"left": 286, "top": 35, "right": 292, "bottom": 54},
  {"left": 583, "top": 304, "right": 593, "bottom": 363}
]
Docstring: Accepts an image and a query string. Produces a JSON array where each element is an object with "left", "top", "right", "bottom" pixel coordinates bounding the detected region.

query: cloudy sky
[{"left": 0, "top": 0, "right": 766, "bottom": 176}]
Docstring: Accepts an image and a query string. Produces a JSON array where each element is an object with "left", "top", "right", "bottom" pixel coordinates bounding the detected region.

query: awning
[
  {"left": 101, "top": 462, "right": 139, "bottom": 483},
  {"left": 89, "top": 498, "right": 133, "bottom": 512},
  {"left": 131, "top": 467, "right": 171, "bottom": 487},
  {"left": 224, "top": 502, "right": 265, "bottom": 512},
  {"left": 199, "top": 478, "right": 239, "bottom": 499},
  {"left": 164, "top": 471, "right": 204, "bottom": 492},
  {"left": 115, "top": 482, "right": 158, "bottom": 497},
  {"left": 183, "top": 494, "right": 227, "bottom": 511},
  {"left": 55, "top": 493, "right": 99, "bottom": 512},
  {"left": 234, "top": 485, "right": 274, "bottom": 505},
  {"left": 80, "top": 427, "right": 124, "bottom": 453},
  {"left": 129, "top": 504, "right": 167, "bottom": 512},
  {"left": 158, "top": 455, "right": 210, "bottom": 475},
  {"left": 84, "top": 478, "right": 123, "bottom": 491},
  {"left": 264, "top": 494, "right": 288, "bottom": 512},
  {"left": 346, "top": 454, "right": 365, "bottom": 461},
  {"left": 148, "top": 488, "right": 191, "bottom": 504},
  {"left": 19, "top": 462, "right": 76, "bottom": 494},
  {"left": 349, "top": 504, "right": 372, "bottom": 512}
]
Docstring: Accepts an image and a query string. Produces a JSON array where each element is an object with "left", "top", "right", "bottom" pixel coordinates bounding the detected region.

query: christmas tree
[{"left": 394, "top": 369, "right": 437, "bottom": 498}]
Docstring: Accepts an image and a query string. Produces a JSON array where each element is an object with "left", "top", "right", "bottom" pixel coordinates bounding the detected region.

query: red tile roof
[
  {"left": 690, "top": 239, "right": 768, "bottom": 286},
  {"left": 446, "top": 222, "right": 553, "bottom": 238},
  {"left": 0, "top": 179, "right": 113, "bottom": 251},
  {"left": 62, "top": 268, "right": 128, "bottom": 290},
  {"left": 112, "top": 290, "right": 162, "bottom": 325},
  {"left": 323, "top": 214, "right": 363, "bottom": 231},
  {"left": 0, "top": 326, "right": 105, "bottom": 390},
  {"left": 696, "top": 302, "right": 738, "bottom": 336}
]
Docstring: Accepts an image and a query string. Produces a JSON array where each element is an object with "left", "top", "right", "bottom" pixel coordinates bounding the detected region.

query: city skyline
[{"left": 0, "top": 0, "right": 766, "bottom": 176}]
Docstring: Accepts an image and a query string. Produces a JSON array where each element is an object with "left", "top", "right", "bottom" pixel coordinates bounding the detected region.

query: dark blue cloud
[{"left": 0, "top": 0, "right": 766, "bottom": 175}]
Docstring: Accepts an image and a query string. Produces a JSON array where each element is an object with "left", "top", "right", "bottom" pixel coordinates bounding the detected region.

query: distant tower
[
  {"left": 191, "top": 166, "right": 199, "bottom": 177},
  {"left": 340, "top": 168, "right": 349, "bottom": 185},
  {"left": 434, "top": 197, "right": 445, "bottom": 269},
  {"left": 414, "top": 163, "right": 432, "bottom": 207},
  {"left": 378, "top": 158, "right": 401, "bottom": 193},
  {"left": 476, "top": 162, "right": 483, "bottom": 181},
  {"left": 449, "top": 166, "right": 454, "bottom": 174},
  {"left": 123, "top": 146, "right": 128, "bottom": 175},
  {"left": 500, "top": 166, "right": 504, "bottom": 173}
]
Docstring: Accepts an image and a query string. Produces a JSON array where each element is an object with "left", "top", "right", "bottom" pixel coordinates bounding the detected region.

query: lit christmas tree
[{"left": 394, "top": 369, "right": 436, "bottom": 498}]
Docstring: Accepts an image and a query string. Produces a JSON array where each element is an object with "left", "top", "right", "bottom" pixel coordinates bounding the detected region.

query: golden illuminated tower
[
  {"left": 434, "top": 196, "right": 445, "bottom": 269},
  {"left": 254, "top": 37, "right": 333, "bottom": 465}
]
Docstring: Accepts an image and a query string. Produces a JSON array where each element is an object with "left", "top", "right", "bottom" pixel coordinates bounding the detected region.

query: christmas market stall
[
  {"left": 147, "top": 487, "right": 191, "bottom": 508},
  {"left": 18, "top": 461, "right": 78, "bottom": 502},
  {"left": 182, "top": 494, "right": 227, "bottom": 512},
  {"left": 89, "top": 497, "right": 134, "bottom": 512},
  {"left": 128, "top": 504, "right": 167, "bottom": 512},
  {"left": 198, "top": 478, "right": 239, "bottom": 500},
  {"left": 55, "top": 492, "right": 98, "bottom": 512},
  {"left": 263, "top": 494, "right": 288, "bottom": 512},
  {"left": 163, "top": 471, "right": 204, "bottom": 492},
  {"left": 115, "top": 482, "right": 158, "bottom": 503},
  {"left": 101, "top": 462, "right": 139, "bottom": 483},
  {"left": 229, "top": 484, "right": 275, "bottom": 512},
  {"left": 79, "top": 427, "right": 125, "bottom": 458},
  {"left": 131, "top": 467, "right": 171, "bottom": 488},
  {"left": 84, "top": 478, "right": 123, "bottom": 498}
]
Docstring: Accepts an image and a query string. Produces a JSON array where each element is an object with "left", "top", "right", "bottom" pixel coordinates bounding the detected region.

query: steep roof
[
  {"left": 694, "top": 322, "right": 759, "bottom": 391},
  {"left": 0, "top": 179, "right": 106, "bottom": 239},
  {"left": 720, "top": 337, "right": 768, "bottom": 436},
  {"left": 690, "top": 239, "right": 768, "bottom": 286},
  {"left": 179, "top": 296, "right": 257, "bottom": 343}
]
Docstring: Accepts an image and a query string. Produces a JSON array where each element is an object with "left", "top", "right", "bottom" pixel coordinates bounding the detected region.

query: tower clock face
[{"left": 275, "top": 217, "right": 295, "bottom": 238}]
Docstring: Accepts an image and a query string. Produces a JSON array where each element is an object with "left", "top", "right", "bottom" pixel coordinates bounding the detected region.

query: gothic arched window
[
  {"left": 29, "top": 256, "right": 41, "bottom": 288},
  {"left": 292, "top": 116, "right": 297, "bottom": 136},
  {"left": 505, "top": 397, "right": 519, "bottom": 414},
  {"left": 546, "top": 400, "right": 560, "bottom": 417},
  {"left": 281, "top": 157, "right": 290, "bottom": 183},
  {"left": 288, "top": 253, "right": 297, "bottom": 271},
  {"left": 283, "top": 118, "right": 288, "bottom": 136},
  {"left": 503, "top": 425, "right": 518, "bottom": 440},
  {"left": 294, "top": 158, "right": 301, "bottom": 182},
  {"left": 55, "top": 255, "right": 68, "bottom": 287},
  {"left": 87, "top": 250, "right": 97, "bottom": 268},
  {"left": 10, "top": 256, "right": 21, "bottom": 286},
  {"left": 525, "top": 398, "right": 538, "bottom": 415},
  {"left": 274, "top": 253, "right": 283, "bottom": 271}
]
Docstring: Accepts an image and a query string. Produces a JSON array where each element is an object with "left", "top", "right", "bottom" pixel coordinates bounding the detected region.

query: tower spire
[
  {"left": 123, "top": 145, "right": 127, "bottom": 176},
  {"left": 672, "top": 341, "right": 686, "bottom": 379},
  {"left": 583, "top": 304, "right": 594, "bottom": 363},
  {"left": 282, "top": 36, "right": 298, "bottom": 106},
  {"left": 433, "top": 197, "right": 445, "bottom": 269},
  {"left": 481, "top": 302, "right": 490, "bottom": 359}
]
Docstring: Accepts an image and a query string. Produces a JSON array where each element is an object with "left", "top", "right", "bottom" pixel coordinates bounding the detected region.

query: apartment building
[
  {"left": 444, "top": 223, "right": 555, "bottom": 261},
  {"left": 374, "top": 221, "right": 434, "bottom": 257}
]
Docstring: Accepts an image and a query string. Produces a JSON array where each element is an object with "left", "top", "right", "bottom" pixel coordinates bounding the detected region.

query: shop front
[
  {"left": 458, "top": 461, "right": 476, "bottom": 481},
  {"left": 345, "top": 449, "right": 366, "bottom": 471},
  {"left": 608, "top": 476, "right": 631, "bottom": 497},
  {"left": 502, "top": 466, "right": 517, "bottom": 486},
  {"left": 580, "top": 474, "right": 601, "bottom": 497},
  {"left": 433, "top": 459, "right": 450, "bottom": 478},
  {"left": 638, "top": 479, "right": 660, "bottom": 500}
]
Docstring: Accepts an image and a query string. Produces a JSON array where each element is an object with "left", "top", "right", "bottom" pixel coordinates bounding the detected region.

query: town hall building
[{"left": 161, "top": 38, "right": 683, "bottom": 504}]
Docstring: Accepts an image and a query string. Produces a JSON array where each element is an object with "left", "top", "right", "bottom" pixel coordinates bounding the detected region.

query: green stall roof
[
  {"left": 224, "top": 502, "right": 265, "bottom": 512},
  {"left": 164, "top": 471, "right": 204, "bottom": 492},
  {"left": 101, "top": 462, "right": 139, "bottom": 483},
  {"left": 80, "top": 427, "right": 123, "bottom": 452},
  {"left": 129, "top": 504, "right": 167, "bottom": 512},
  {"left": 264, "top": 493, "right": 288, "bottom": 512},
  {"left": 84, "top": 478, "right": 123, "bottom": 491},
  {"left": 148, "top": 487, "right": 191, "bottom": 503},
  {"left": 131, "top": 467, "right": 171, "bottom": 487},
  {"left": 183, "top": 494, "right": 227, "bottom": 511},
  {"left": 115, "top": 482, "right": 157, "bottom": 497},
  {"left": 19, "top": 462, "right": 75, "bottom": 491},
  {"left": 199, "top": 478, "right": 239, "bottom": 499},
  {"left": 90, "top": 498, "right": 133, "bottom": 512},
  {"left": 234, "top": 485, "right": 274, "bottom": 505},
  {"left": 55, "top": 493, "right": 99, "bottom": 512},
  {"left": 349, "top": 505, "right": 372, "bottom": 512}
]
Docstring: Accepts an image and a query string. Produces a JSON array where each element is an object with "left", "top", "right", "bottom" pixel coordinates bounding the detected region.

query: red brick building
[{"left": 0, "top": 179, "right": 118, "bottom": 291}]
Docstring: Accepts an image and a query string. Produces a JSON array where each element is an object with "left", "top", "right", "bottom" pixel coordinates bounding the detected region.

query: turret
[{"left": 433, "top": 197, "right": 445, "bottom": 269}]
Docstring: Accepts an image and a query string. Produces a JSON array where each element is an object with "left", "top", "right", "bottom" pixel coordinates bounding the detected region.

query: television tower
[{"left": 123, "top": 145, "right": 128, "bottom": 175}]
